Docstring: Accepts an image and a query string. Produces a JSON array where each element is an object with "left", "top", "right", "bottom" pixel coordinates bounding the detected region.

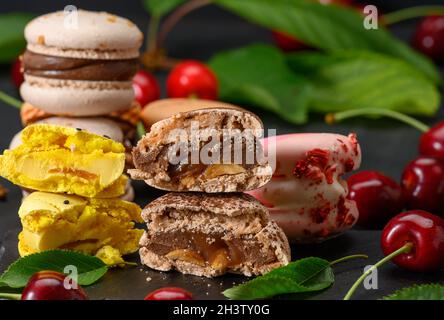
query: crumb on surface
[
  {"left": 146, "top": 277, "right": 152, "bottom": 282},
  {"left": 0, "top": 185, "right": 8, "bottom": 201}
]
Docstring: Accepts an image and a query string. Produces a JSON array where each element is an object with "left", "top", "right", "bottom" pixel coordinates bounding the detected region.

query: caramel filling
[
  {"left": 146, "top": 231, "right": 271, "bottom": 272},
  {"left": 165, "top": 139, "right": 260, "bottom": 187},
  {"left": 23, "top": 50, "right": 138, "bottom": 81},
  {"left": 167, "top": 163, "right": 247, "bottom": 188}
]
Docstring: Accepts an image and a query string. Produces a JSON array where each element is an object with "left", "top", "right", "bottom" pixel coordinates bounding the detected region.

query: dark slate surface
[{"left": 0, "top": 0, "right": 443, "bottom": 300}]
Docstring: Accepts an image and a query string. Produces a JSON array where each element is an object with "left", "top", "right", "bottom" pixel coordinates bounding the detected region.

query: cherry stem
[
  {"left": 329, "top": 254, "right": 368, "bottom": 267},
  {"left": 0, "top": 293, "right": 21, "bottom": 300},
  {"left": 0, "top": 90, "right": 22, "bottom": 109},
  {"left": 146, "top": 15, "right": 160, "bottom": 52},
  {"left": 157, "top": 0, "right": 212, "bottom": 49},
  {"left": 384, "top": 6, "right": 444, "bottom": 25},
  {"left": 326, "top": 108, "right": 430, "bottom": 133},
  {"left": 343, "top": 243, "right": 413, "bottom": 300},
  {"left": 137, "top": 121, "right": 146, "bottom": 139}
]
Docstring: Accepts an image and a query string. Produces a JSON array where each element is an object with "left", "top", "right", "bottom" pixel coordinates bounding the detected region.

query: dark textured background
[{"left": 0, "top": 0, "right": 443, "bottom": 300}]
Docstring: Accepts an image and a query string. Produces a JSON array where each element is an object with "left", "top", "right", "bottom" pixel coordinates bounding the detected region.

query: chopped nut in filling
[{"left": 145, "top": 231, "right": 274, "bottom": 273}]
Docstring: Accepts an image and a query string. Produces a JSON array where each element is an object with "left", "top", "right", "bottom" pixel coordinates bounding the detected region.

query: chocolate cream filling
[
  {"left": 23, "top": 50, "right": 139, "bottom": 81},
  {"left": 145, "top": 231, "right": 275, "bottom": 272}
]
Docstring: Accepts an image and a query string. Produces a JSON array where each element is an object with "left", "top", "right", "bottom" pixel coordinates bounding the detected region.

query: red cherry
[
  {"left": 381, "top": 210, "right": 444, "bottom": 272},
  {"left": 271, "top": 30, "right": 309, "bottom": 52},
  {"left": 11, "top": 56, "right": 24, "bottom": 89},
  {"left": 167, "top": 60, "right": 218, "bottom": 100},
  {"left": 401, "top": 157, "right": 444, "bottom": 216},
  {"left": 419, "top": 121, "right": 444, "bottom": 160},
  {"left": 344, "top": 210, "right": 444, "bottom": 299},
  {"left": 413, "top": 16, "right": 444, "bottom": 63},
  {"left": 347, "top": 171, "right": 405, "bottom": 229},
  {"left": 132, "top": 70, "right": 161, "bottom": 108},
  {"left": 21, "top": 271, "right": 88, "bottom": 300},
  {"left": 144, "top": 287, "right": 193, "bottom": 300}
]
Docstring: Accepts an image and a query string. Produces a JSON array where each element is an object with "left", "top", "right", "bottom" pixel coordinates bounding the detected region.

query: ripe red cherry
[
  {"left": 21, "top": 271, "right": 88, "bottom": 300},
  {"left": 271, "top": 30, "right": 309, "bottom": 52},
  {"left": 347, "top": 171, "right": 405, "bottom": 229},
  {"left": 167, "top": 60, "right": 218, "bottom": 100},
  {"left": 345, "top": 210, "right": 444, "bottom": 299},
  {"left": 413, "top": 16, "right": 444, "bottom": 63},
  {"left": 11, "top": 56, "right": 24, "bottom": 89},
  {"left": 381, "top": 210, "right": 444, "bottom": 272},
  {"left": 132, "top": 70, "right": 161, "bottom": 108},
  {"left": 419, "top": 121, "right": 444, "bottom": 160},
  {"left": 401, "top": 157, "right": 444, "bottom": 216},
  {"left": 144, "top": 287, "right": 193, "bottom": 300}
]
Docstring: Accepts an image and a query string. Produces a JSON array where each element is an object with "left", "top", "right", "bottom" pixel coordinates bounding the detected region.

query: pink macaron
[{"left": 247, "top": 133, "right": 361, "bottom": 243}]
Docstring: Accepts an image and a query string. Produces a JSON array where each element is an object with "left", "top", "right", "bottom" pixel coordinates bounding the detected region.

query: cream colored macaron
[{"left": 20, "top": 10, "right": 142, "bottom": 116}]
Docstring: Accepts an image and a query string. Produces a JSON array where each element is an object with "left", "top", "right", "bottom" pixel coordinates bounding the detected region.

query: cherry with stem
[{"left": 344, "top": 210, "right": 444, "bottom": 300}]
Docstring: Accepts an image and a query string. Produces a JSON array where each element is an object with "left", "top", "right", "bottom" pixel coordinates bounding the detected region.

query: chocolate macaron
[
  {"left": 129, "top": 108, "right": 272, "bottom": 193},
  {"left": 139, "top": 192, "right": 291, "bottom": 277},
  {"left": 20, "top": 10, "right": 143, "bottom": 116}
]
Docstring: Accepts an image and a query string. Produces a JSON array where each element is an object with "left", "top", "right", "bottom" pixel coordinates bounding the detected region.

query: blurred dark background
[{"left": 0, "top": 0, "right": 443, "bottom": 60}]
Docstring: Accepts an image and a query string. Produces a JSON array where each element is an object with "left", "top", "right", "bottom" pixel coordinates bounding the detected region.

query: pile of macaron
[
  {"left": 0, "top": 10, "right": 150, "bottom": 265},
  {"left": 12, "top": 10, "right": 145, "bottom": 201},
  {"left": 129, "top": 105, "right": 291, "bottom": 277},
  {"left": 0, "top": 124, "right": 143, "bottom": 265}
]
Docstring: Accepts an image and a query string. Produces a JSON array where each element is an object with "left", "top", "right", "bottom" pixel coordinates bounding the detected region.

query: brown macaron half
[
  {"left": 129, "top": 108, "right": 272, "bottom": 193},
  {"left": 139, "top": 192, "right": 291, "bottom": 278}
]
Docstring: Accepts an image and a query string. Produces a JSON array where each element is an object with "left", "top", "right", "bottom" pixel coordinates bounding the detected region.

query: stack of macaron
[
  {"left": 0, "top": 124, "right": 143, "bottom": 265},
  {"left": 140, "top": 99, "right": 363, "bottom": 244},
  {"left": 12, "top": 9, "right": 144, "bottom": 201},
  {"left": 129, "top": 104, "right": 291, "bottom": 277}
]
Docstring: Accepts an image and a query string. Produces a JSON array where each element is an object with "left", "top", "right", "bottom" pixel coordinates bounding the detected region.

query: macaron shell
[
  {"left": 37, "top": 117, "right": 124, "bottom": 142},
  {"left": 141, "top": 98, "right": 243, "bottom": 128},
  {"left": 265, "top": 200, "right": 359, "bottom": 243},
  {"left": 25, "top": 10, "right": 143, "bottom": 59},
  {"left": 20, "top": 76, "right": 134, "bottom": 116},
  {"left": 9, "top": 117, "right": 124, "bottom": 150}
]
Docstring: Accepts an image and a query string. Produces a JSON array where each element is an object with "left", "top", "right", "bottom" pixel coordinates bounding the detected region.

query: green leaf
[
  {"left": 287, "top": 51, "right": 440, "bottom": 116},
  {"left": 0, "top": 250, "right": 108, "bottom": 288},
  {"left": 223, "top": 257, "right": 334, "bottom": 300},
  {"left": 0, "top": 13, "right": 34, "bottom": 64},
  {"left": 209, "top": 44, "right": 312, "bottom": 124},
  {"left": 383, "top": 284, "right": 444, "bottom": 300},
  {"left": 142, "top": 0, "right": 186, "bottom": 17},
  {"left": 214, "top": 0, "right": 440, "bottom": 83}
]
